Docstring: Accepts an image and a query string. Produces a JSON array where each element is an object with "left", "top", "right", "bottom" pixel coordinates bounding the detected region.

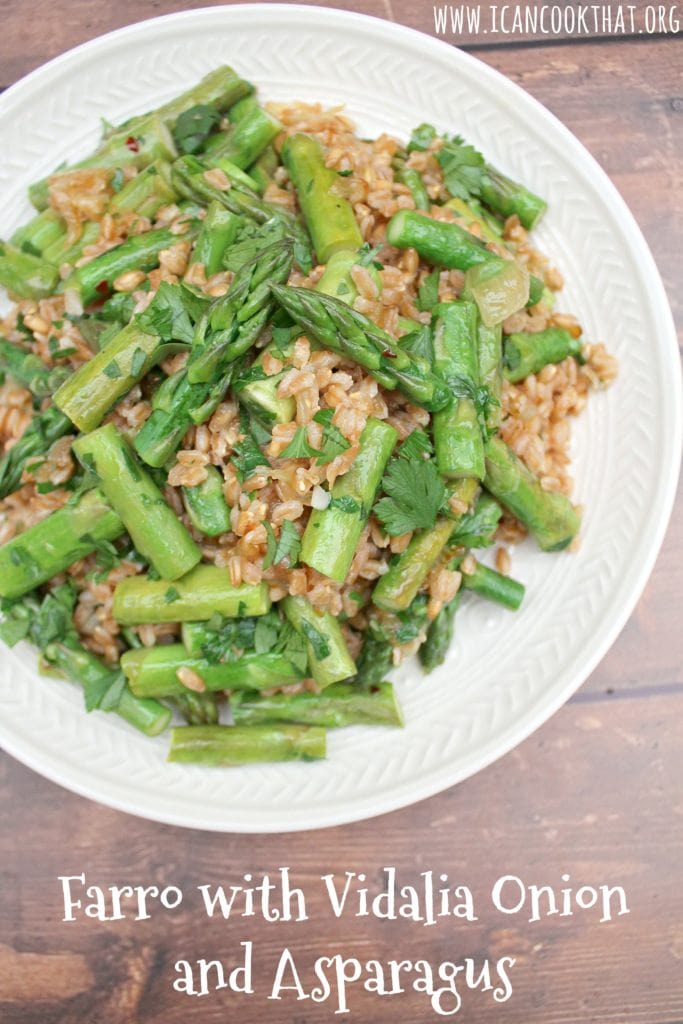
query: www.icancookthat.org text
[{"left": 433, "top": 4, "right": 681, "bottom": 36}]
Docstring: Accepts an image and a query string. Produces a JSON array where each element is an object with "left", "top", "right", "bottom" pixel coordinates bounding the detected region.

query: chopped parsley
[
  {"left": 279, "top": 426, "right": 320, "bottom": 460},
  {"left": 173, "top": 104, "right": 221, "bottom": 155},
  {"left": 300, "top": 618, "right": 331, "bottom": 661},
  {"left": 102, "top": 359, "right": 122, "bottom": 379},
  {"left": 312, "top": 409, "right": 350, "bottom": 466},
  {"left": 262, "top": 520, "right": 301, "bottom": 570}
]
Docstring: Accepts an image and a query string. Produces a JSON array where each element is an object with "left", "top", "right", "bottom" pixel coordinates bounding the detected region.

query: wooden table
[{"left": 1, "top": 4, "right": 681, "bottom": 1021}]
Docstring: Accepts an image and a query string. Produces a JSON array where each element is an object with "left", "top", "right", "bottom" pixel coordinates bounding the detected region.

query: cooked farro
[{"left": 0, "top": 67, "right": 616, "bottom": 764}]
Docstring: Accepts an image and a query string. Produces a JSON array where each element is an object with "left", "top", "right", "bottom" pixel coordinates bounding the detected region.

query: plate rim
[{"left": 0, "top": 3, "right": 680, "bottom": 832}]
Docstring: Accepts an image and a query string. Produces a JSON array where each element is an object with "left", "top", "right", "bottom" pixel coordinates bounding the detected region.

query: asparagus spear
[
  {"left": 171, "top": 155, "right": 312, "bottom": 271},
  {"left": 232, "top": 681, "right": 404, "bottom": 728},
  {"left": 204, "top": 104, "right": 282, "bottom": 168},
  {"left": 134, "top": 240, "right": 293, "bottom": 467},
  {"left": 112, "top": 565, "right": 270, "bottom": 624},
  {"left": 11, "top": 209, "right": 66, "bottom": 256},
  {"left": 419, "top": 593, "right": 460, "bottom": 672},
  {"left": 460, "top": 558, "right": 525, "bottom": 610},
  {"left": 432, "top": 300, "right": 485, "bottom": 480},
  {"left": 449, "top": 491, "right": 502, "bottom": 548},
  {"left": 0, "top": 339, "right": 69, "bottom": 398},
  {"left": 282, "top": 596, "right": 356, "bottom": 688},
  {"left": 431, "top": 131, "right": 547, "bottom": 230},
  {"left": 0, "top": 241, "right": 60, "bottom": 300},
  {"left": 43, "top": 221, "right": 100, "bottom": 269},
  {"left": 301, "top": 418, "right": 397, "bottom": 582},
  {"left": 108, "top": 161, "right": 177, "bottom": 219},
  {"left": 503, "top": 327, "right": 583, "bottom": 383},
  {"left": 352, "top": 628, "right": 394, "bottom": 688},
  {"left": 271, "top": 284, "right": 451, "bottom": 411},
  {"left": 181, "top": 465, "right": 231, "bottom": 537},
  {"left": 189, "top": 201, "right": 242, "bottom": 276},
  {"left": 484, "top": 436, "right": 580, "bottom": 552},
  {"left": 28, "top": 115, "right": 178, "bottom": 211},
  {"left": 61, "top": 225, "right": 197, "bottom": 306},
  {"left": 188, "top": 237, "right": 294, "bottom": 383},
  {"left": 315, "top": 248, "right": 381, "bottom": 304},
  {"left": 133, "top": 357, "right": 242, "bottom": 469},
  {"left": 168, "top": 691, "right": 220, "bottom": 726},
  {"left": 168, "top": 724, "right": 326, "bottom": 765},
  {"left": 136, "top": 66, "right": 253, "bottom": 130},
  {"left": 247, "top": 145, "right": 279, "bottom": 194},
  {"left": 53, "top": 321, "right": 167, "bottom": 432},
  {"left": 386, "top": 210, "right": 529, "bottom": 326},
  {"left": 477, "top": 320, "right": 503, "bottom": 433},
  {"left": 281, "top": 133, "right": 363, "bottom": 263},
  {"left": 234, "top": 245, "right": 374, "bottom": 426},
  {"left": 371, "top": 518, "right": 454, "bottom": 612},
  {"left": 72, "top": 423, "right": 201, "bottom": 580},
  {"left": 0, "top": 405, "right": 72, "bottom": 499},
  {"left": 121, "top": 644, "right": 300, "bottom": 697},
  {"left": 44, "top": 638, "right": 172, "bottom": 736},
  {"left": 392, "top": 152, "right": 431, "bottom": 211},
  {"left": 443, "top": 196, "right": 502, "bottom": 244},
  {"left": 0, "top": 487, "right": 124, "bottom": 599}
]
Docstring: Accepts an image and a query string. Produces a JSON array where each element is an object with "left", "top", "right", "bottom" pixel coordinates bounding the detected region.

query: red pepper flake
[
  {"left": 382, "top": 349, "right": 397, "bottom": 358},
  {"left": 95, "top": 280, "right": 110, "bottom": 296},
  {"left": 125, "top": 136, "right": 139, "bottom": 153}
]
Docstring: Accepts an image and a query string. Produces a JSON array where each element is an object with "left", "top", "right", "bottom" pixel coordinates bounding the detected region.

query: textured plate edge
[{"left": 0, "top": 4, "right": 680, "bottom": 832}]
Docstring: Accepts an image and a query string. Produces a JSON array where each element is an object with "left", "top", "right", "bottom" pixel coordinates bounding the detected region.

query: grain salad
[{"left": 0, "top": 66, "right": 616, "bottom": 767}]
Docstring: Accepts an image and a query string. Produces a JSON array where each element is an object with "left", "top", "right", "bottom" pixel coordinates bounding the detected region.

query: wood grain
[{"left": 0, "top": 4, "right": 681, "bottom": 1022}]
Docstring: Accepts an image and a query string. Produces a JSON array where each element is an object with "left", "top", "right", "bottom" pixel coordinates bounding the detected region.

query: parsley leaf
[
  {"left": 173, "top": 104, "right": 221, "bottom": 155},
  {"left": 138, "top": 281, "right": 195, "bottom": 344},
  {"left": 400, "top": 324, "right": 434, "bottom": 364},
  {"left": 262, "top": 520, "right": 301, "bottom": 569},
  {"left": 398, "top": 428, "right": 433, "bottom": 461},
  {"left": 313, "top": 409, "right": 350, "bottom": 466},
  {"left": 357, "top": 242, "right": 384, "bottom": 270},
  {"left": 0, "top": 615, "right": 30, "bottom": 647},
  {"left": 373, "top": 458, "right": 446, "bottom": 536},
  {"left": 164, "top": 586, "right": 180, "bottom": 604},
  {"left": 253, "top": 614, "right": 280, "bottom": 654},
  {"left": 436, "top": 135, "right": 486, "bottom": 202},
  {"left": 84, "top": 669, "right": 126, "bottom": 713},
  {"left": 408, "top": 123, "right": 437, "bottom": 153},
  {"left": 329, "top": 495, "right": 361, "bottom": 515},
  {"left": 232, "top": 436, "right": 269, "bottom": 482},
  {"left": 130, "top": 347, "right": 148, "bottom": 378},
  {"left": 102, "top": 359, "right": 122, "bottom": 379},
  {"left": 279, "top": 426, "right": 320, "bottom": 460},
  {"left": 300, "top": 618, "right": 331, "bottom": 661},
  {"left": 110, "top": 167, "right": 125, "bottom": 193}
]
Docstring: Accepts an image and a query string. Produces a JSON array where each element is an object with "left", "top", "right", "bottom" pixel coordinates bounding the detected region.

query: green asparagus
[
  {"left": 232, "top": 681, "right": 404, "bottom": 728},
  {"left": 484, "top": 436, "right": 580, "bottom": 551},
  {"left": 0, "top": 241, "right": 60, "bottom": 300},
  {"left": 460, "top": 559, "right": 525, "bottom": 610},
  {"left": 282, "top": 596, "right": 356, "bottom": 688},
  {"left": 121, "top": 644, "right": 300, "bottom": 697},
  {"left": 0, "top": 487, "right": 124, "bottom": 599},
  {"left": 432, "top": 300, "right": 486, "bottom": 480},
  {"left": 503, "top": 327, "right": 582, "bottom": 382},
  {"left": 181, "top": 465, "right": 231, "bottom": 537},
  {"left": 73, "top": 423, "right": 201, "bottom": 579},
  {"left": 271, "top": 284, "right": 451, "bottom": 411},
  {"left": 113, "top": 565, "right": 270, "bottom": 624},
  {"left": 168, "top": 724, "right": 326, "bottom": 765},
  {"left": 300, "top": 417, "right": 398, "bottom": 582},
  {"left": 281, "top": 133, "right": 363, "bottom": 263}
]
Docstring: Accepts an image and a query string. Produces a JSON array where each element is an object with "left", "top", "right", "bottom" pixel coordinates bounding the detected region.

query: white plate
[{"left": 0, "top": 5, "right": 679, "bottom": 832}]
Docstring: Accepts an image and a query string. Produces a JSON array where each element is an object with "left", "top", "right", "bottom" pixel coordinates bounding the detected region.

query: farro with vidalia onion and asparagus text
[{"left": 0, "top": 67, "right": 617, "bottom": 766}]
